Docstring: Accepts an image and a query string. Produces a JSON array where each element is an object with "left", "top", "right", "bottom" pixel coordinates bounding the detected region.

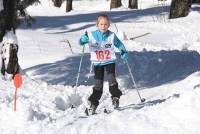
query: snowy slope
[
  {"left": 1, "top": 69, "right": 200, "bottom": 134},
  {"left": 1, "top": 0, "right": 200, "bottom": 133}
]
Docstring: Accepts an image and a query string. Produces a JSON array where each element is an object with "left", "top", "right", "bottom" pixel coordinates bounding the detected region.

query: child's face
[{"left": 97, "top": 18, "right": 110, "bottom": 33}]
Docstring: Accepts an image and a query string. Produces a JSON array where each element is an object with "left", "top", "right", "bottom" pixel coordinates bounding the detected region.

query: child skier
[{"left": 79, "top": 14, "right": 128, "bottom": 114}]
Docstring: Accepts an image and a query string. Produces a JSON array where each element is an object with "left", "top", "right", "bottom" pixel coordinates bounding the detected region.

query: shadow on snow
[
  {"left": 24, "top": 50, "right": 200, "bottom": 89},
  {"left": 192, "top": 5, "right": 200, "bottom": 12},
  {"left": 20, "top": 6, "right": 170, "bottom": 33}
]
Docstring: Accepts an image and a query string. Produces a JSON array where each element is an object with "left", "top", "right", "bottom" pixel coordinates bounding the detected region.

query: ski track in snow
[{"left": 1, "top": 72, "right": 200, "bottom": 134}]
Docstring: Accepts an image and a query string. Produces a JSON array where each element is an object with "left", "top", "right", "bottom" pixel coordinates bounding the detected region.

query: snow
[
  {"left": 1, "top": 0, "right": 200, "bottom": 133},
  {"left": 2, "top": 31, "right": 18, "bottom": 45}
]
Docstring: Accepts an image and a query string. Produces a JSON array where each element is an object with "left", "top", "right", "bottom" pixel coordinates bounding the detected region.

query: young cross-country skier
[{"left": 79, "top": 14, "right": 128, "bottom": 114}]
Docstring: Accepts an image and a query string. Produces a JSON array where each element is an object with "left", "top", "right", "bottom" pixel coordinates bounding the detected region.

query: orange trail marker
[
  {"left": 14, "top": 74, "right": 22, "bottom": 88},
  {"left": 13, "top": 74, "right": 22, "bottom": 111}
]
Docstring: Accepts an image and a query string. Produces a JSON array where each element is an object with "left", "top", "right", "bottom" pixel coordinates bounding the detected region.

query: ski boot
[{"left": 112, "top": 97, "right": 119, "bottom": 109}]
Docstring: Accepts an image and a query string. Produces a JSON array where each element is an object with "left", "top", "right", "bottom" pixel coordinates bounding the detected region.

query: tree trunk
[
  {"left": 188, "top": 0, "right": 192, "bottom": 8},
  {"left": 66, "top": 0, "right": 72, "bottom": 12},
  {"left": 169, "top": 0, "right": 190, "bottom": 19},
  {"left": 53, "top": 0, "right": 63, "bottom": 7},
  {"left": 118, "top": 0, "right": 122, "bottom": 7},
  {"left": 5, "top": 0, "right": 17, "bottom": 31},
  {"left": 0, "top": 0, "right": 17, "bottom": 42},
  {"left": 110, "top": 0, "right": 122, "bottom": 9},
  {"left": 0, "top": 0, "right": 4, "bottom": 42},
  {"left": 0, "top": 11, "right": 5, "bottom": 42},
  {"left": 0, "top": 0, "right": 20, "bottom": 78},
  {"left": 128, "top": 0, "right": 138, "bottom": 9}
]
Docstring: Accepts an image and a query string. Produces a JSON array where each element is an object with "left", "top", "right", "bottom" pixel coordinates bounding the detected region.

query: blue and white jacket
[{"left": 80, "top": 30, "right": 127, "bottom": 66}]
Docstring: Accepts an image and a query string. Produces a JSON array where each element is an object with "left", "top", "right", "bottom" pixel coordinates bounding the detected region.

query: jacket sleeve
[{"left": 113, "top": 34, "right": 127, "bottom": 53}]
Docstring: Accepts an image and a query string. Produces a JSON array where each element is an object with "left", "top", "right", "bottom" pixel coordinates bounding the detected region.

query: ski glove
[
  {"left": 79, "top": 35, "right": 89, "bottom": 45},
  {"left": 121, "top": 50, "right": 128, "bottom": 61}
]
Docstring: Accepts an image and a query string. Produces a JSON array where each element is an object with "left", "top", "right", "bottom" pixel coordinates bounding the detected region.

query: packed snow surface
[{"left": 0, "top": 0, "right": 200, "bottom": 133}]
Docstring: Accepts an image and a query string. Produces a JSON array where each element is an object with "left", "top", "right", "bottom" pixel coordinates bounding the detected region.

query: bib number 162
[{"left": 95, "top": 50, "right": 111, "bottom": 60}]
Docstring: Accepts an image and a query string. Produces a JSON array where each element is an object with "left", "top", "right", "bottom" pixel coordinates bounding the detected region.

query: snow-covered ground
[{"left": 1, "top": 0, "right": 200, "bottom": 133}]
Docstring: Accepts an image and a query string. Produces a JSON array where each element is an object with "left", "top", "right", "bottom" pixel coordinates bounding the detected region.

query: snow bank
[{"left": 1, "top": 71, "right": 200, "bottom": 134}]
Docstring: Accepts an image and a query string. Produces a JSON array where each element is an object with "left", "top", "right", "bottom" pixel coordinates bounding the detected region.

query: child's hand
[{"left": 80, "top": 35, "right": 89, "bottom": 45}]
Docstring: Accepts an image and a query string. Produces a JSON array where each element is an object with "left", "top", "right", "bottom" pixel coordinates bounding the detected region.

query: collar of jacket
[{"left": 94, "top": 30, "right": 111, "bottom": 41}]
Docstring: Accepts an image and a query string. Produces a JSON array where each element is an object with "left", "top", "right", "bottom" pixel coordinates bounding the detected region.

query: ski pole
[
  {"left": 125, "top": 60, "right": 146, "bottom": 102},
  {"left": 75, "top": 44, "right": 85, "bottom": 94},
  {"left": 74, "top": 31, "right": 88, "bottom": 93},
  {"left": 71, "top": 32, "right": 88, "bottom": 108}
]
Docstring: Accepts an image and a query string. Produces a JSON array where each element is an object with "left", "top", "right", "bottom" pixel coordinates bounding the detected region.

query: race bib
[{"left": 88, "top": 33, "right": 116, "bottom": 63}]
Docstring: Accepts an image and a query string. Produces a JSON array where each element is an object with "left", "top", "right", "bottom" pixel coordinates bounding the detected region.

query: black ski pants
[{"left": 88, "top": 63, "right": 122, "bottom": 106}]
